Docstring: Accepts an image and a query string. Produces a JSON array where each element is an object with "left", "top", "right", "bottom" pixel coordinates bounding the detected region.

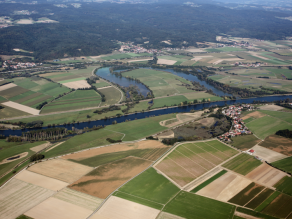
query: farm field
[
  {"left": 196, "top": 171, "right": 251, "bottom": 202},
  {"left": 122, "top": 68, "right": 194, "bottom": 97},
  {"left": 2, "top": 101, "right": 40, "bottom": 115},
  {"left": 163, "top": 191, "right": 235, "bottom": 219},
  {"left": 254, "top": 191, "right": 280, "bottom": 212},
  {"left": 155, "top": 140, "right": 238, "bottom": 187},
  {"left": 117, "top": 168, "right": 180, "bottom": 207},
  {"left": 0, "top": 103, "right": 30, "bottom": 119},
  {"left": 92, "top": 196, "right": 160, "bottom": 219},
  {"left": 272, "top": 156, "right": 292, "bottom": 174},
  {"left": 251, "top": 145, "right": 287, "bottom": 163},
  {"left": 62, "top": 79, "right": 91, "bottom": 89},
  {"left": 245, "top": 163, "right": 287, "bottom": 187},
  {"left": 183, "top": 91, "right": 222, "bottom": 101},
  {"left": 259, "top": 135, "right": 292, "bottom": 156},
  {"left": 152, "top": 95, "right": 189, "bottom": 108},
  {"left": 28, "top": 158, "right": 93, "bottom": 183},
  {"left": 63, "top": 140, "right": 169, "bottom": 167},
  {"left": 92, "top": 80, "right": 110, "bottom": 88},
  {"left": 54, "top": 188, "right": 103, "bottom": 211},
  {"left": 24, "top": 197, "right": 93, "bottom": 219},
  {"left": 262, "top": 193, "right": 292, "bottom": 218},
  {"left": 231, "top": 135, "right": 261, "bottom": 150},
  {"left": 245, "top": 188, "right": 275, "bottom": 209},
  {"left": 69, "top": 157, "right": 151, "bottom": 199},
  {"left": 0, "top": 178, "right": 54, "bottom": 219},
  {"left": 41, "top": 90, "right": 101, "bottom": 114},
  {"left": 222, "top": 153, "right": 262, "bottom": 175},
  {"left": 274, "top": 176, "right": 292, "bottom": 196},
  {"left": 99, "top": 86, "right": 121, "bottom": 106}
]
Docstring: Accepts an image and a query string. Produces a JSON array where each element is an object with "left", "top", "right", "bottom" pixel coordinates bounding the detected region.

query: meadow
[
  {"left": 99, "top": 86, "right": 122, "bottom": 106},
  {"left": 0, "top": 103, "right": 30, "bottom": 119},
  {"left": 272, "top": 157, "right": 292, "bottom": 174},
  {"left": 231, "top": 135, "right": 261, "bottom": 150},
  {"left": 41, "top": 90, "right": 101, "bottom": 113},
  {"left": 274, "top": 176, "right": 292, "bottom": 196}
]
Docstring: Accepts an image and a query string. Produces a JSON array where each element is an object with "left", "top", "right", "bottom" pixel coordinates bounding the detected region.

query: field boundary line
[
  {"left": 156, "top": 190, "right": 182, "bottom": 219},
  {"left": 183, "top": 145, "right": 217, "bottom": 167},
  {"left": 194, "top": 143, "right": 224, "bottom": 162},
  {"left": 243, "top": 187, "right": 266, "bottom": 207},
  {"left": 175, "top": 150, "right": 208, "bottom": 171},
  {"left": 168, "top": 157, "right": 198, "bottom": 178},
  {"left": 205, "top": 141, "right": 232, "bottom": 157},
  {"left": 103, "top": 128, "right": 126, "bottom": 140},
  {"left": 116, "top": 190, "right": 164, "bottom": 206}
]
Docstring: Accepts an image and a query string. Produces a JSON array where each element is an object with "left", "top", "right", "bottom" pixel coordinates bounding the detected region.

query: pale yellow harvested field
[
  {"left": 212, "top": 59, "right": 223, "bottom": 65},
  {"left": 246, "top": 163, "right": 287, "bottom": 187},
  {"left": 186, "top": 48, "right": 205, "bottom": 52},
  {"left": 30, "top": 142, "right": 51, "bottom": 152},
  {"left": 54, "top": 188, "right": 103, "bottom": 211},
  {"left": 0, "top": 83, "right": 17, "bottom": 91},
  {"left": 28, "top": 159, "right": 93, "bottom": 183},
  {"left": 249, "top": 52, "right": 270, "bottom": 60},
  {"left": 92, "top": 196, "right": 160, "bottom": 219},
  {"left": 259, "top": 104, "right": 285, "bottom": 111},
  {"left": 128, "top": 59, "right": 152, "bottom": 63},
  {"left": 17, "top": 19, "right": 34, "bottom": 24},
  {"left": 251, "top": 145, "right": 288, "bottom": 163},
  {"left": 191, "top": 57, "right": 202, "bottom": 61},
  {"left": 0, "top": 152, "right": 28, "bottom": 165},
  {"left": 15, "top": 170, "right": 68, "bottom": 191},
  {"left": 45, "top": 141, "right": 65, "bottom": 152},
  {"left": 0, "top": 178, "right": 54, "bottom": 219},
  {"left": 216, "top": 175, "right": 251, "bottom": 202},
  {"left": 24, "top": 197, "right": 93, "bottom": 219},
  {"left": 157, "top": 59, "right": 177, "bottom": 65},
  {"left": 1, "top": 101, "right": 40, "bottom": 115},
  {"left": 62, "top": 80, "right": 91, "bottom": 89},
  {"left": 62, "top": 140, "right": 166, "bottom": 161},
  {"left": 157, "top": 212, "right": 185, "bottom": 219}
]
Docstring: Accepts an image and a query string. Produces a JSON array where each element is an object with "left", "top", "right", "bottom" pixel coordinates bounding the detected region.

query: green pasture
[
  {"left": 206, "top": 47, "right": 246, "bottom": 52},
  {"left": 163, "top": 191, "right": 235, "bottom": 219},
  {"left": 58, "top": 77, "right": 87, "bottom": 84},
  {"left": 43, "top": 129, "right": 124, "bottom": 158},
  {"left": 119, "top": 168, "right": 180, "bottom": 204},
  {"left": 246, "top": 114, "right": 292, "bottom": 139},
  {"left": 183, "top": 92, "right": 222, "bottom": 101},
  {"left": 272, "top": 157, "right": 292, "bottom": 175},
  {"left": 106, "top": 113, "right": 176, "bottom": 141},
  {"left": 274, "top": 176, "right": 292, "bottom": 196},
  {"left": 0, "top": 104, "right": 30, "bottom": 119},
  {"left": 258, "top": 110, "right": 292, "bottom": 124},
  {"left": 12, "top": 78, "right": 39, "bottom": 89},
  {"left": 222, "top": 153, "right": 262, "bottom": 175},
  {"left": 99, "top": 86, "right": 121, "bottom": 106},
  {"left": 9, "top": 91, "right": 38, "bottom": 102},
  {"left": 102, "top": 54, "right": 133, "bottom": 60},
  {"left": 92, "top": 81, "right": 110, "bottom": 88},
  {"left": 152, "top": 95, "right": 189, "bottom": 108},
  {"left": 191, "top": 170, "right": 227, "bottom": 193},
  {"left": 128, "top": 101, "right": 150, "bottom": 113},
  {"left": 267, "top": 68, "right": 292, "bottom": 79},
  {"left": 0, "top": 96, "right": 7, "bottom": 102},
  {"left": 231, "top": 135, "right": 260, "bottom": 150}
]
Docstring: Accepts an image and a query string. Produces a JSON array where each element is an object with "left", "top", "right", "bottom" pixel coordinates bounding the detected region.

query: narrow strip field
[{"left": 1, "top": 101, "right": 40, "bottom": 115}]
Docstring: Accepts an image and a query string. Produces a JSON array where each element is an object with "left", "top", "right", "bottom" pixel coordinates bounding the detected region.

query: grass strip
[
  {"left": 254, "top": 191, "right": 280, "bottom": 212},
  {"left": 237, "top": 207, "right": 278, "bottom": 219},
  {"left": 113, "top": 191, "right": 164, "bottom": 210},
  {"left": 190, "top": 170, "right": 227, "bottom": 193}
]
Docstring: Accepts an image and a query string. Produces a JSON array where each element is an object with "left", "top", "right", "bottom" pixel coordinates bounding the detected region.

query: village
[{"left": 2, "top": 60, "right": 42, "bottom": 69}]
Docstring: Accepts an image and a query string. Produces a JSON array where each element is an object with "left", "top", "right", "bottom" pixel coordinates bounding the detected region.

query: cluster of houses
[
  {"left": 2, "top": 60, "right": 42, "bottom": 69},
  {"left": 119, "top": 43, "right": 160, "bottom": 54},
  {"left": 218, "top": 104, "right": 254, "bottom": 142},
  {"left": 234, "top": 62, "right": 268, "bottom": 67}
]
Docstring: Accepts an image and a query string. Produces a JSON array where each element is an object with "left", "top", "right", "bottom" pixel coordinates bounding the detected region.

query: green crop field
[
  {"left": 0, "top": 141, "right": 46, "bottom": 177},
  {"left": 41, "top": 90, "right": 101, "bottom": 113},
  {"left": 0, "top": 86, "right": 29, "bottom": 99},
  {"left": 99, "top": 86, "right": 121, "bottom": 106},
  {"left": 152, "top": 95, "right": 189, "bottom": 108},
  {"left": 102, "top": 54, "right": 133, "bottom": 60},
  {"left": 228, "top": 183, "right": 265, "bottom": 206},
  {"left": 118, "top": 168, "right": 180, "bottom": 204},
  {"left": 0, "top": 103, "right": 30, "bottom": 119},
  {"left": 191, "top": 170, "right": 227, "bottom": 193},
  {"left": 255, "top": 191, "right": 280, "bottom": 212},
  {"left": 258, "top": 110, "right": 292, "bottom": 124},
  {"left": 231, "top": 135, "right": 260, "bottom": 150},
  {"left": 222, "top": 153, "right": 262, "bottom": 175},
  {"left": 128, "top": 101, "right": 150, "bottom": 113},
  {"left": 245, "top": 188, "right": 274, "bottom": 210},
  {"left": 246, "top": 115, "right": 292, "bottom": 139},
  {"left": 122, "top": 68, "right": 193, "bottom": 97},
  {"left": 92, "top": 81, "right": 110, "bottom": 88},
  {"left": 12, "top": 78, "right": 39, "bottom": 89},
  {"left": 163, "top": 191, "right": 235, "bottom": 219},
  {"left": 274, "top": 176, "right": 292, "bottom": 196},
  {"left": 43, "top": 129, "right": 124, "bottom": 158},
  {"left": 272, "top": 157, "right": 292, "bottom": 174},
  {"left": 58, "top": 77, "right": 87, "bottom": 84},
  {"left": 262, "top": 193, "right": 292, "bottom": 218},
  {"left": 105, "top": 113, "right": 176, "bottom": 141}
]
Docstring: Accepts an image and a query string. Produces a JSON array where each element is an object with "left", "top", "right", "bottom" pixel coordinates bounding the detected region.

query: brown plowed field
[
  {"left": 185, "top": 144, "right": 222, "bottom": 165},
  {"left": 69, "top": 157, "right": 151, "bottom": 199},
  {"left": 28, "top": 159, "right": 93, "bottom": 183},
  {"left": 155, "top": 158, "right": 195, "bottom": 187},
  {"left": 143, "top": 147, "right": 169, "bottom": 161},
  {"left": 259, "top": 135, "right": 292, "bottom": 156},
  {"left": 62, "top": 140, "right": 167, "bottom": 161}
]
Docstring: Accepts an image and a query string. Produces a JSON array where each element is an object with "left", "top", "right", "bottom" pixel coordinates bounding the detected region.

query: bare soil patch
[
  {"left": 15, "top": 170, "right": 68, "bottom": 191},
  {"left": 0, "top": 83, "right": 17, "bottom": 91},
  {"left": 17, "top": 19, "right": 34, "bottom": 24},
  {"left": 30, "top": 142, "right": 51, "bottom": 152},
  {"left": 157, "top": 130, "right": 175, "bottom": 140},
  {"left": 28, "top": 158, "right": 93, "bottom": 183},
  {"left": 186, "top": 48, "right": 205, "bottom": 53},
  {"left": 242, "top": 111, "right": 266, "bottom": 120},
  {"left": 259, "top": 135, "right": 292, "bottom": 156},
  {"left": 62, "top": 140, "right": 166, "bottom": 161},
  {"left": 62, "top": 80, "right": 91, "bottom": 89},
  {"left": 157, "top": 59, "right": 177, "bottom": 65},
  {"left": 251, "top": 145, "right": 288, "bottom": 163},
  {"left": 92, "top": 196, "right": 160, "bottom": 219},
  {"left": 0, "top": 152, "right": 28, "bottom": 165},
  {"left": 259, "top": 104, "right": 285, "bottom": 111},
  {"left": 0, "top": 179, "right": 54, "bottom": 219},
  {"left": 2, "top": 101, "right": 40, "bottom": 115},
  {"left": 69, "top": 157, "right": 151, "bottom": 199},
  {"left": 24, "top": 197, "right": 93, "bottom": 219}
]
